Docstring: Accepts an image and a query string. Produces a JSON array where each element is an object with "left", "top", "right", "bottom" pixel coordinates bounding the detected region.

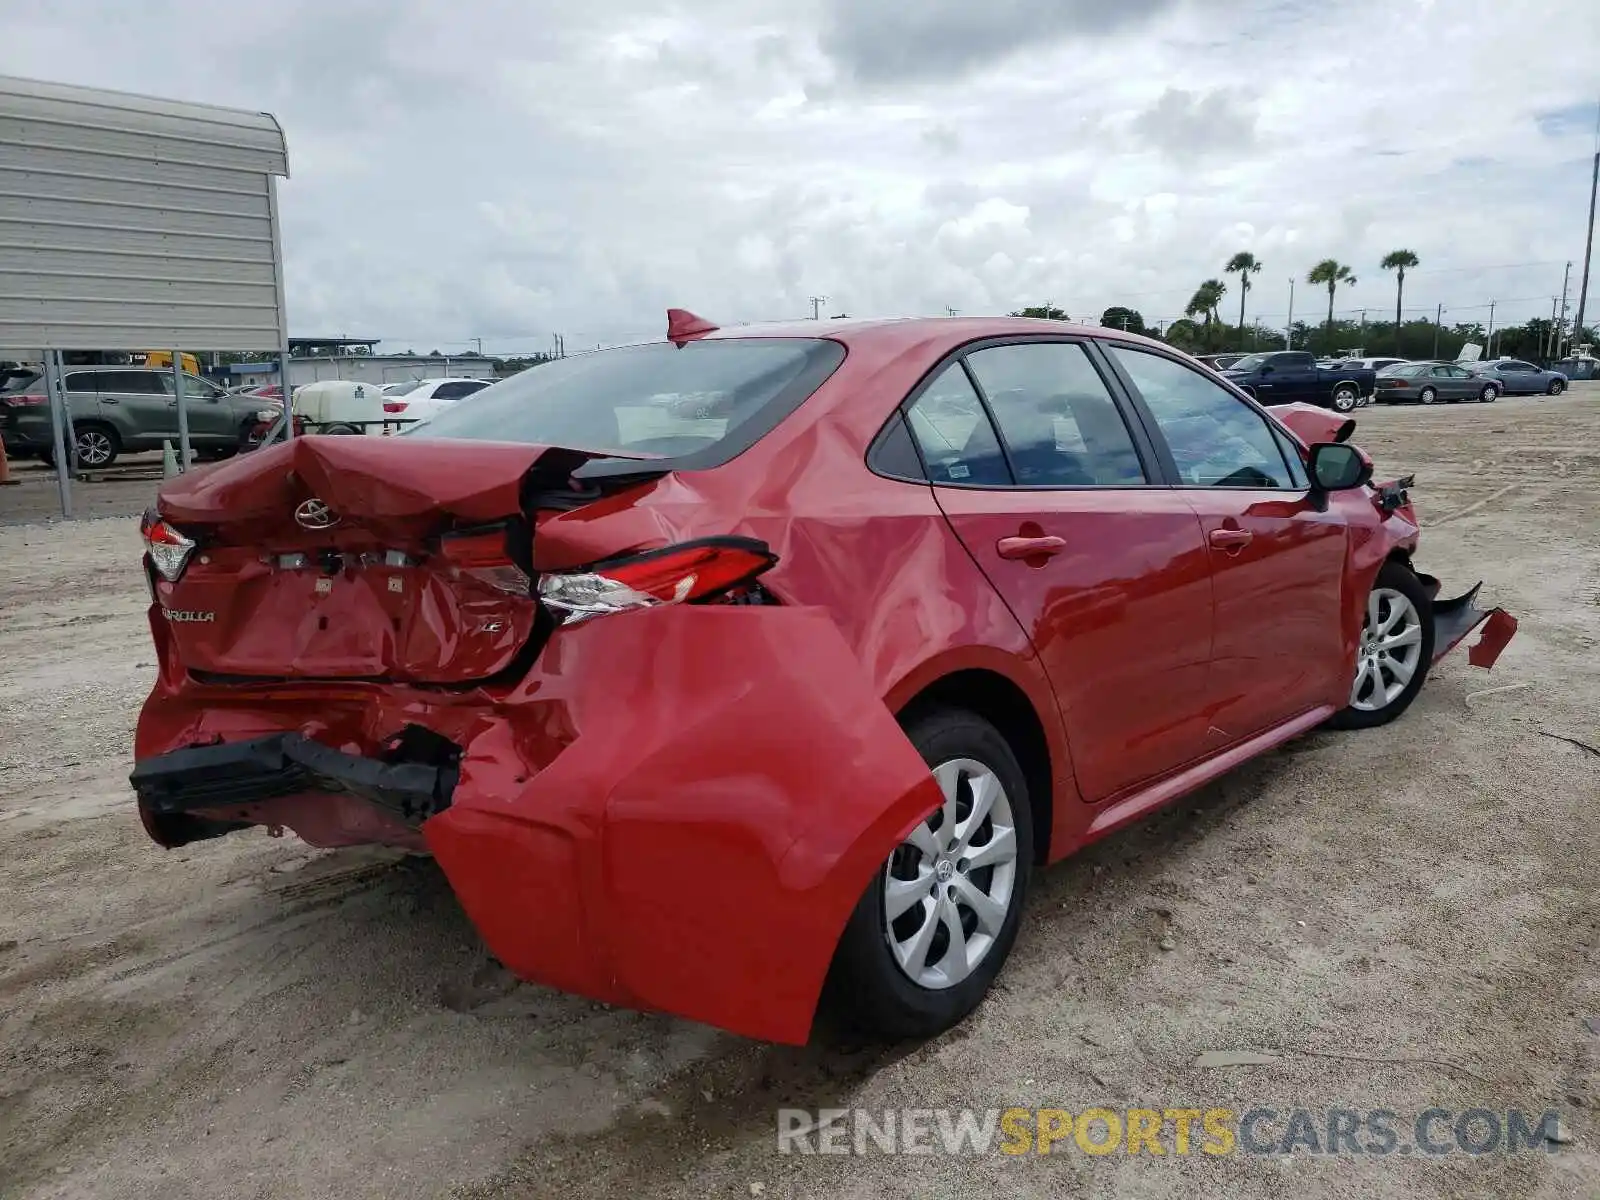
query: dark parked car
[
  {"left": 1373, "top": 362, "right": 1501, "bottom": 405},
  {"left": 1195, "top": 353, "right": 1248, "bottom": 371},
  {"left": 1465, "top": 359, "right": 1568, "bottom": 395},
  {"left": 131, "top": 312, "right": 1517, "bottom": 1045},
  {"left": 0, "top": 366, "right": 280, "bottom": 467},
  {"left": 1221, "top": 351, "right": 1376, "bottom": 413}
]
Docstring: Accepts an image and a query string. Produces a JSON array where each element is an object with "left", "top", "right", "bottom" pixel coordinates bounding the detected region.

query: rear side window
[
  {"left": 434, "top": 380, "right": 488, "bottom": 400},
  {"left": 415, "top": 338, "right": 845, "bottom": 466},
  {"left": 903, "top": 363, "right": 1010, "bottom": 486},
  {"left": 63, "top": 373, "right": 98, "bottom": 392},
  {"left": 964, "top": 343, "right": 1146, "bottom": 486},
  {"left": 97, "top": 371, "right": 165, "bottom": 394}
]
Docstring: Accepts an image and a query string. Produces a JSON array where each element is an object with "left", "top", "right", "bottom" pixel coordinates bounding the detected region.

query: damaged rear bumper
[
  {"left": 1417, "top": 574, "right": 1519, "bottom": 668},
  {"left": 129, "top": 605, "right": 943, "bottom": 1044}
]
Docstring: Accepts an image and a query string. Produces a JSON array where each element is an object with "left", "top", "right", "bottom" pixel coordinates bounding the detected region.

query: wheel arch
[{"left": 893, "top": 666, "right": 1055, "bottom": 865}]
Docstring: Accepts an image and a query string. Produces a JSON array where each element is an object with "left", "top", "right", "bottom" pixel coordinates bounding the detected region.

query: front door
[
  {"left": 902, "top": 341, "right": 1216, "bottom": 804},
  {"left": 1104, "top": 345, "right": 1351, "bottom": 744},
  {"left": 170, "top": 372, "right": 236, "bottom": 446}
]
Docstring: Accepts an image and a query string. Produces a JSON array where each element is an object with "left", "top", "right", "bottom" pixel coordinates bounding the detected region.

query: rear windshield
[{"left": 411, "top": 337, "right": 846, "bottom": 463}]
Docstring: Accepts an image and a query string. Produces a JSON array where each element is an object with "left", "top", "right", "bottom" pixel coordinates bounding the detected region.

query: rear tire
[
  {"left": 42, "top": 422, "right": 120, "bottom": 469},
  {"left": 1328, "top": 562, "right": 1435, "bottom": 731},
  {"left": 825, "top": 708, "right": 1033, "bottom": 1041},
  {"left": 1418, "top": 386, "right": 1438, "bottom": 405}
]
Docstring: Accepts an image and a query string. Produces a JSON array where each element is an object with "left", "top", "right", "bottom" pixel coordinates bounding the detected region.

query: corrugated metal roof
[{"left": 0, "top": 75, "right": 289, "bottom": 352}]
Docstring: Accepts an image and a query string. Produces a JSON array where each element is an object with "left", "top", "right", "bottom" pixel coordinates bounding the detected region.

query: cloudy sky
[{"left": 5, "top": 0, "right": 1599, "bottom": 353}]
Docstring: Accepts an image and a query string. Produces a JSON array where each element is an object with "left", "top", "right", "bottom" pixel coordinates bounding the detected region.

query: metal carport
[{"left": 0, "top": 74, "right": 290, "bottom": 516}]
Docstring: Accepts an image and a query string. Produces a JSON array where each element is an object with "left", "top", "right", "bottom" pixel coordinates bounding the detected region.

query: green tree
[
  {"left": 1010, "top": 304, "right": 1068, "bottom": 319},
  {"left": 1185, "top": 280, "right": 1227, "bottom": 326},
  {"left": 1163, "top": 318, "right": 1202, "bottom": 350},
  {"left": 1224, "top": 253, "right": 1261, "bottom": 346},
  {"left": 1380, "top": 250, "right": 1418, "bottom": 355},
  {"left": 1100, "top": 306, "right": 1146, "bottom": 334},
  {"left": 1307, "top": 260, "right": 1357, "bottom": 336}
]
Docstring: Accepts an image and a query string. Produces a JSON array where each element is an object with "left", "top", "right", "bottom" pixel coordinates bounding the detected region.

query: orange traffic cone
[{"left": 0, "top": 437, "right": 18, "bottom": 485}]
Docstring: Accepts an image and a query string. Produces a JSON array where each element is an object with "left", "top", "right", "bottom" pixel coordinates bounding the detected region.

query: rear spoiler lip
[{"left": 1416, "top": 573, "right": 1519, "bottom": 669}]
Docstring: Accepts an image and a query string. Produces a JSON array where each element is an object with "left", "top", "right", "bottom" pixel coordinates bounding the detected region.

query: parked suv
[{"left": 0, "top": 366, "right": 279, "bottom": 467}]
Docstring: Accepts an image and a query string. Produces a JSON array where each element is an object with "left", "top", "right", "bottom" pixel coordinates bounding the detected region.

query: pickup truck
[{"left": 1217, "top": 351, "right": 1376, "bottom": 413}]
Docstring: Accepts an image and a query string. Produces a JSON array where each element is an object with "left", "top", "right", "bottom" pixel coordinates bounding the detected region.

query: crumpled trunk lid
[{"left": 152, "top": 436, "right": 559, "bottom": 685}]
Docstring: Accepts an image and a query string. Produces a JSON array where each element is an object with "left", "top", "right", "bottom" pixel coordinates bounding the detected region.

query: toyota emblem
[{"left": 294, "top": 498, "right": 339, "bottom": 530}]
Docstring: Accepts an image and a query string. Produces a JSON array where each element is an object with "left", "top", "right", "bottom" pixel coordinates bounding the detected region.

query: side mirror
[
  {"left": 1309, "top": 442, "right": 1370, "bottom": 491},
  {"left": 1258, "top": 364, "right": 1274, "bottom": 375}
]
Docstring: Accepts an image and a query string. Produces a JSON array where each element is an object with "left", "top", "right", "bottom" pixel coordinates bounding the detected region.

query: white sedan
[{"left": 381, "top": 378, "right": 493, "bottom": 423}]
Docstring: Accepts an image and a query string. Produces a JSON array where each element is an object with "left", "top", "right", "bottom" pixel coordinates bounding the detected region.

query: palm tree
[
  {"left": 1225, "top": 252, "right": 1261, "bottom": 344},
  {"left": 1186, "top": 279, "right": 1227, "bottom": 326},
  {"left": 1307, "top": 259, "right": 1357, "bottom": 335},
  {"left": 1381, "top": 250, "right": 1419, "bottom": 353}
]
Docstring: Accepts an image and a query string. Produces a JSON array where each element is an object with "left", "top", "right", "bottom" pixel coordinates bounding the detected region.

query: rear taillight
[
  {"left": 538, "top": 537, "right": 777, "bottom": 623},
  {"left": 140, "top": 509, "right": 197, "bottom": 582},
  {"left": 1377, "top": 378, "right": 1406, "bottom": 389},
  {"left": 6, "top": 392, "right": 48, "bottom": 406},
  {"left": 440, "top": 527, "right": 530, "bottom": 595},
  {"left": 383, "top": 400, "right": 408, "bottom": 413}
]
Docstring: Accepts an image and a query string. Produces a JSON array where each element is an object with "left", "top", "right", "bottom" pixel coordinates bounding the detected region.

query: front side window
[
  {"left": 415, "top": 338, "right": 845, "bottom": 466},
  {"left": 964, "top": 342, "right": 1146, "bottom": 486},
  {"left": 1109, "top": 346, "right": 1300, "bottom": 489},
  {"left": 98, "top": 371, "right": 163, "bottom": 394},
  {"left": 903, "top": 363, "right": 1010, "bottom": 486}
]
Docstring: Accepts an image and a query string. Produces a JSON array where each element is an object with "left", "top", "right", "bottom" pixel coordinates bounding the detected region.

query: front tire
[
  {"left": 1328, "top": 562, "right": 1435, "bottom": 730},
  {"left": 1331, "top": 385, "right": 1359, "bottom": 413},
  {"left": 1548, "top": 379, "right": 1566, "bottom": 395},
  {"left": 825, "top": 708, "right": 1033, "bottom": 1041},
  {"left": 1478, "top": 384, "right": 1499, "bottom": 403}
]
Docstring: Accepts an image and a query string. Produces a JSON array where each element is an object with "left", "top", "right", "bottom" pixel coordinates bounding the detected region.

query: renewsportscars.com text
[{"left": 776, "top": 1107, "right": 1563, "bottom": 1157}]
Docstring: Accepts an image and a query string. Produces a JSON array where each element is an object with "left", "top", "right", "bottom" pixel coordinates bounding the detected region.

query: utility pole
[
  {"left": 1547, "top": 298, "right": 1559, "bottom": 359},
  {"left": 945, "top": 306, "right": 959, "bottom": 317},
  {"left": 1557, "top": 260, "right": 1573, "bottom": 358},
  {"left": 1486, "top": 300, "right": 1496, "bottom": 358},
  {"left": 1285, "top": 277, "right": 1295, "bottom": 348},
  {"left": 809, "top": 295, "right": 829, "bottom": 320},
  {"left": 470, "top": 337, "right": 484, "bottom": 357},
  {"left": 1433, "top": 303, "right": 1444, "bottom": 359},
  {"left": 1358, "top": 309, "right": 1367, "bottom": 349},
  {"left": 1575, "top": 107, "right": 1598, "bottom": 344}
]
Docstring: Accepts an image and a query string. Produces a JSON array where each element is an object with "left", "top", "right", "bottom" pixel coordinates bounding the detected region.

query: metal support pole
[
  {"left": 44, "top": 350, "right": 73, "bottom": 519},
  {"left": 266, "top": 173, "right": 295, "bottom": 440},
  {"left": 1576, "top": 148, "right": 1598, "bottom": 344},
  {"left": 171, "top": 349, "right": 191, "bottom": 471},
  {"left": 1486, "top": 300, "right": 1495, "bottom": 358}
]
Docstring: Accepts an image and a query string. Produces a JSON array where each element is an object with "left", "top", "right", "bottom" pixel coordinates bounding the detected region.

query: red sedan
[{"left": 130, "top": 313, "right": 1516, "bottom": 1043}]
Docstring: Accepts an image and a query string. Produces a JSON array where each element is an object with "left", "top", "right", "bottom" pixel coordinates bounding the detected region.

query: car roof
[{"left": 697, "top": 315, "right": 1176, "bottom": 359}]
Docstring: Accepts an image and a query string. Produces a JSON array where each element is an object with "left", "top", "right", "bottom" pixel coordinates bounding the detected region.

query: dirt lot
[{"left": 2, "top": 390, "right": 1598, "bottom": 1199}]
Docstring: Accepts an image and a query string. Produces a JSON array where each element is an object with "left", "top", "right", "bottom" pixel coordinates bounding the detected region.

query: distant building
[{"left": 224, "top": 337, "right": 497, "bottom": 388}]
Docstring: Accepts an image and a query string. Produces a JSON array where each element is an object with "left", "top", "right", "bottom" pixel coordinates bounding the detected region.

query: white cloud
[{"left": 1, "top": 0, "right": 1596, "bottom": 350}]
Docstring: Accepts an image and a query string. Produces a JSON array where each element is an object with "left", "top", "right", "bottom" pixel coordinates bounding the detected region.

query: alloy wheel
[
  {"left": 1479, "top": 385, "right": 1498, "bottom": 403},
  {"left": 1419, "top": 387, "right": 1437, "bottom": 405},
  {"left": 883, "top": 758, "right": 1019, "bottom": 990},
  {"left": 75, "top": 429, "right": 113, "bottom": 466},
  {"left": 1350, "top": 587, "right": 1424, "bottom": 711},
  {"left": 1332, "top": 386, "right": 1358, "bottom": 413}
]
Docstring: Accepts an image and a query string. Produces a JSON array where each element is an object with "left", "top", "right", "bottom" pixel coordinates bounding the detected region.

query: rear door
[
  {"left": 97, "top": 369, "right": 175, "bottom": 444},
  {"left": 1104, "top": 345, "right": 1350, "bottom": 745},
  {"left": 903, "top": 339, "right": 1216, "bottom": 803}
]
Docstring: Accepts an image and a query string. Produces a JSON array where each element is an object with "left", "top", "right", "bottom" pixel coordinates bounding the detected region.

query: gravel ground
[{"left": 1, "top": 389, "right": 1598, "bottom": 1199}]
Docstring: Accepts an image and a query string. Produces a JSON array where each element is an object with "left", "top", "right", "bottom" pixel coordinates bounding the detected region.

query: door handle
[
  {"left": 1209, "top": 528, "right": 1253, "bottom": 550},
  {"left": 101, "top": 397, "right": 119, "bottom": 404},
  {"left": 997, "top": 535, "right": 1067, "bottom": 560}
]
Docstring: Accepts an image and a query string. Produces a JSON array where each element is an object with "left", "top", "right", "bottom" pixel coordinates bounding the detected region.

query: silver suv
[{"left": 0, "top": 366, "right": 280, "bottom": 467}]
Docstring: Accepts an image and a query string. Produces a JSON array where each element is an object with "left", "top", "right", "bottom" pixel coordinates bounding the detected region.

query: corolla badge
[{"left": 294, "top": 498, "right": 339, "bottom": 530}]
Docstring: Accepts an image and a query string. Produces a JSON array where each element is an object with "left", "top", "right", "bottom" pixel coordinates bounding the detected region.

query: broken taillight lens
[
  {"left": 538, "top": 537, "right": 777, "bottom": 622},
  {"left": 140, "top": 509, "right": 197, "bottom": 582},
  {"left": 439, "top": 527, "right": 530, "bottom": 595}
]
